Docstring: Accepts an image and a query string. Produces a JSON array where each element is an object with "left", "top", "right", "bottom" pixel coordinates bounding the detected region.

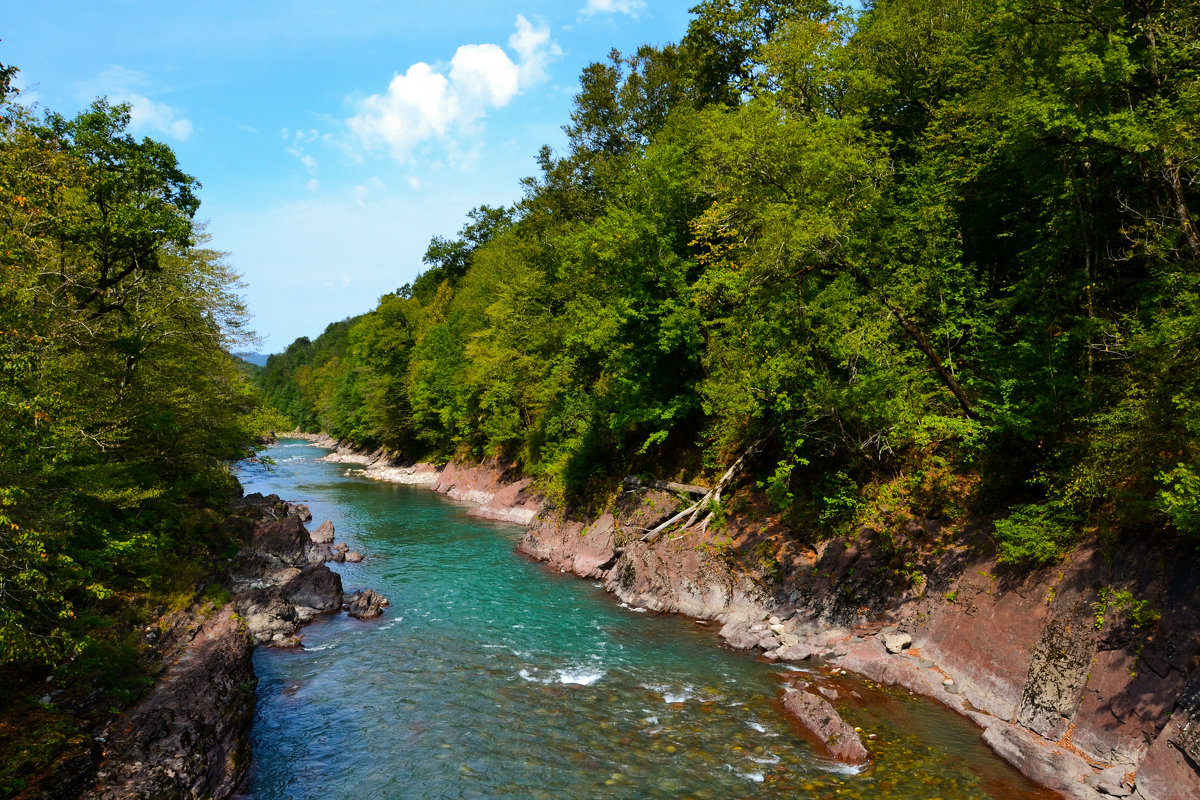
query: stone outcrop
[
  {"left": 64, "top": 475, "right": 392, "bottom": 800},
  {"left": 230, "top": 492, "right": 386, "bottom": 646},
  {"left": 84, "top": 606, "right": 255, "bottom": 800},
  {"left": 433, "top": 460, "right": 543, "bottom": 524}
]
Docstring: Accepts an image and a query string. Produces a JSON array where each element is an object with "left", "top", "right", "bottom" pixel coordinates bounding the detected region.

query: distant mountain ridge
[{"left": 236, "top": 352, "right": 271, "bottom": 367}]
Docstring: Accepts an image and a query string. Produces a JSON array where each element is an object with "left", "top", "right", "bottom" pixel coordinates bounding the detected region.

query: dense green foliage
[
  {"left": 261, "top": 0, "right": 1200, "bottom": 563},
  {"left": 0, "top": 71, "right": 270, "bottom": 701}
]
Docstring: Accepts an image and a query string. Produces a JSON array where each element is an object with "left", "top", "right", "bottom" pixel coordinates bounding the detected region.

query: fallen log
[
  {"left": 640, "top": 440, "right": 764, "bottom": 544},
  {"left": 622, "top": 476, "right": 709, "bottom": 496}
]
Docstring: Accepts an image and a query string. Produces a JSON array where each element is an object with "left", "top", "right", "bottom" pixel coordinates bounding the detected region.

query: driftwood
[
  {"left": 622, "top": 476, "right": 709, "bottom": 496},
  {"left": 639, "top": 441, "right": 764, "bottom": 544}
]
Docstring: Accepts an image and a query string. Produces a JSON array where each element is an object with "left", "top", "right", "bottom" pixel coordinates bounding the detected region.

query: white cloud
[
  {"left": 581, "top": 0, "right": 646, "bottom": 18},
  {"left": 283, "top": 129, "right": 321, "bottom": 179},
  {"left": 510, "top": 15, "right": 562, "bottom": 85},
  {"left": 80, "top": 67, "right": 193, "bottom": 141},
  {"left": 124, "top": 94, "right": 194, "bottom": 141},
  {"left": 306, "top": 178, "right": 320, "bottom": 193},
  {"left": 346, "top": 15, "right": 559, "bottom": 164}
]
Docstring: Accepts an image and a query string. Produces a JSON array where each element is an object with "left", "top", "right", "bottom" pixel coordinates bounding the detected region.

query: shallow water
[{"left": 234, "top": 440, "right": 1056, "bottom": 800}]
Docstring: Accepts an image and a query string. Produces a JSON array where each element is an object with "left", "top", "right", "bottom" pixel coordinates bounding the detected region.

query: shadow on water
[{"left": 233, "top": 440, "right": 1058, "bottom": 800}]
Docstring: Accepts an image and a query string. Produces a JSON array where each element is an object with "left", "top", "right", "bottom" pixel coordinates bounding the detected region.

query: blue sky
[{"left": 4, "top": 0, "right": 696, "bottom": 350}]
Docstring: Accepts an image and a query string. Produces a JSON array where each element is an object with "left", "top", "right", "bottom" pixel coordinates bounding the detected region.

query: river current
[{"left": 234, "top": 439, "right": 1055, "bottom": 800}]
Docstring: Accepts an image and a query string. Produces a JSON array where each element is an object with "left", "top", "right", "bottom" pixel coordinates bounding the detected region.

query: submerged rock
[{"left": 783, "top": 688, "right": 869, "bottom": 765}]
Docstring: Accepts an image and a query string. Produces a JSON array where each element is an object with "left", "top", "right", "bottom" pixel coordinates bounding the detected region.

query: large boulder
[
  {"left": 719, "top": 618, "right": 762, "bottom": 650},
  {"left": 783, "top": 688, "right": 869, "bottom": 765},
  {"left": 251, "top": 515, "right": 322, "bottom": 568},
  {"left": 310, "top": 520, "right": 335, "bottom": 544},
  {"left": 283, "top": 565, "right": 343, "bottom": 613}
]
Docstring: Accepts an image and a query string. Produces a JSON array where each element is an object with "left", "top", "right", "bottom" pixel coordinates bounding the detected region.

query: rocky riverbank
[
  {"left": 303, "top": 433, "right": 1200, "bottom": 800},
  {"left": 78, "top": 490, "right": 388, "bottom": 800},
  {"left": 228, "top": 493, "right": 385, "bottom": 647}
]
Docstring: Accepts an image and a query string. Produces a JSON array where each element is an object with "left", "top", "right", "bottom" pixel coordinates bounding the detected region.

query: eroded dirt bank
[{"left": 302, "top": 435, "right": 1200, "bottom": 800}]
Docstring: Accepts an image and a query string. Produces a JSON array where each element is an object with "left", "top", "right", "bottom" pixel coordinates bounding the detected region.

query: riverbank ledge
[
  {"left": 80, "top": 488, "right": 387, "bottom": 800},
  {"left": 301, "top": 432, "right": 1200, "bottom": 800},
  {"left": 83, "top": 605, "right": 255, "bottom": 800}
]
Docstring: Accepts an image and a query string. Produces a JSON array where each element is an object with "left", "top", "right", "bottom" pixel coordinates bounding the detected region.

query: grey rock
[
  {"left": 345, "top": 589, "right": 389, "bottom": 619},
  {"left": 883, "top": 632, "right": 912, "bottom": 654},
  {"left": 1096, "top": 765, "right": 1132, "bottom": 797},
  {"left": 757, "top": 634, "right": 782, "bottom": 651},
  {"left": 286, "top": 502, "right": 312, "bottom": 522},
  {"left": 776, "top": 642, "right": 822, "bottom": 661},
  {"left": 719, "top": 619, "right": 761, "bottom": 650},
  {"left": 1018, "top": 614, "right": 1098, "bottom": 741},
  {"left": 311, "top": 520, "right": 335, "bottom": 544},
  {"left": 282, "top": 565, "right": 343, "bottom": 612},
  {"left": 238, "top": 595, "right": 299, "bottom": 644}
]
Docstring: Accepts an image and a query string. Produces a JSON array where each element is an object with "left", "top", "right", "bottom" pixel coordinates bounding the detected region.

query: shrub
[
  {"left": 1158, "top": 463, "right": 1200, "bottom": 536},
  {"left": 993, "top": 503, "right": 1076, "bottom": 566}
]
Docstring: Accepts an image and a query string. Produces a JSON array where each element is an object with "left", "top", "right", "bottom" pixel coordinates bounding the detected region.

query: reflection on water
[{"left": 234, "top": 441, "right": 1055, "bottom": 800}]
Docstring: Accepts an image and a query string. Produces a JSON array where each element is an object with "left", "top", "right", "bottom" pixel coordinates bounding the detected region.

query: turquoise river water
[{"left": 233, "top": 439, "right": 1057, "bottom": 800}]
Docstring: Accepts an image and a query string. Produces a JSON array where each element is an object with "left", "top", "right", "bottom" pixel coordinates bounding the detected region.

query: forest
[
  {"left": 1, "top": 0, "right": 1198, "bottom": 794},
  {"left": 260, "top": 0, "right": 1200, "bottom": 565},
  {"left": 0, "top": 61, "right": 280, "bottom": 787}
]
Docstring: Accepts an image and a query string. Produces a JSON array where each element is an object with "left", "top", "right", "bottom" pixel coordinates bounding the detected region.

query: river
[{"left": 233, "top": 439, "right": 1056, "bottom": 800}]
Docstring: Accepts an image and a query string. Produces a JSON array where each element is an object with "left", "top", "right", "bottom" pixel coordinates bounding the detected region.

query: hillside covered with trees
[
  {"left": 261, "top": 0, "right": 1200, "bottom": 565},
  {"left": 0, "top": 62, "right": 280, "bottom": 792}
]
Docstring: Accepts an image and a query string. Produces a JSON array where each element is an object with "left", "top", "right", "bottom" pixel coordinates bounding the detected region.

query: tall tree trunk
[
  {"left": 1164, "top": 155, "right": 1200, "bottom": 261},
  {"left": 847, "top": 265, "right": 979, "bottom": 420}
]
